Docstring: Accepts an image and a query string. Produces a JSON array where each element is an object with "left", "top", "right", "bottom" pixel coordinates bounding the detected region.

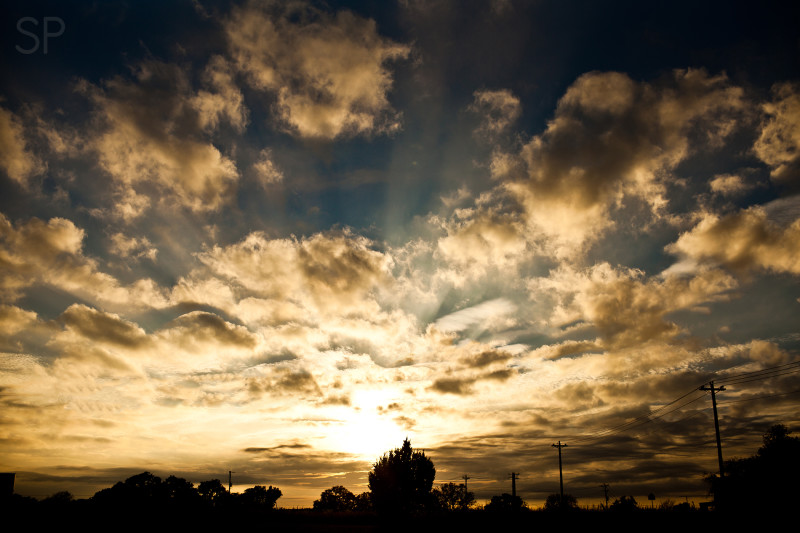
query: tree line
[{"left": 4, "top": 425, "right": 798, "bottom": 518}]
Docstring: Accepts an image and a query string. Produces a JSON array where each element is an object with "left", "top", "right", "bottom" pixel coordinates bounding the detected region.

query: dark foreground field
[{"left": 5, "top": 505, "right": 780, "bottom": 532}]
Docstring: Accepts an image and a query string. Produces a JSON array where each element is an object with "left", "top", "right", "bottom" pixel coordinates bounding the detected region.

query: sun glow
[{"left": 325, "top": 390, "right": 408, "bottom": 459}]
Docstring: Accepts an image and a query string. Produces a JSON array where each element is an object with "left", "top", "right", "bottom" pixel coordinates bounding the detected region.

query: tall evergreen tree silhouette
[{"left": 368, "top": 439, "right": 435, "bottom": 515}]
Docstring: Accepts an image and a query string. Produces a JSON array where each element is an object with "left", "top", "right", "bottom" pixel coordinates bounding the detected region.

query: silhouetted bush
[
  {"left": 543, "top": 492, "right": 578, "bottom": 511},
  {"left": 609, "top": 495, "right": 638, "bottom": 512},
  {"left": 485, "top": 493, "right": 527, "bottom": 512}
]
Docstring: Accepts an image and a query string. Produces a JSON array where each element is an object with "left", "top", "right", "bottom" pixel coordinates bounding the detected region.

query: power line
[
  {"left": 715, "top": 361, "right": 800, "bottom": 385},
  {"left": 717, "top": 388, "right": 800, "bottom": 405},
  {"left": 566, "top": 360, "right": 800, "bottom": 446}
]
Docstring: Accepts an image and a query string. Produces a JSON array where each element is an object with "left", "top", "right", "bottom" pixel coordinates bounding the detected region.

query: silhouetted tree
[
  {"left": 354, "top": 491, "right": 372, "bottom": 512},
  {"left": 91, "top": 471, "right": 165, "bottom": 509},
  {"left": 368, "top": 438, "right": 436, "bottom": 515},
  {"left": 40, "top": 491, "right": 74, "bottom": 508},
  {"left": 197, "top": 479, "right": 227, "bottom": 506},
  {"left": 240, "top": 485, "right": 282, "bottom": 508},
  {"left": 313, "top": 485, "right": 357, "bottom": 511},
  {"left": 609, "top": 495, "right": 638, "bottom": 511},
  {"left": 484, "top": 493, "right": 526, "bottom": 512},
  {"left": 432, "top": 482, "right": 474, "bottom": 511},
  {"left": 705, "top": 423, "right": 800, "bottom": 511},
  {"left": 163, "top": 475, "right": 199, "bottom": 506},
  {"left": 543, "top": 492, "right": 578, "bottom": 511}
]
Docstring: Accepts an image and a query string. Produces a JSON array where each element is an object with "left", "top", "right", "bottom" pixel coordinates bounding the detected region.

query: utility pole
[
  {"left": 699, "top": 381, "right": 726, "bottom": 479},
  {"left": 462, "top": 474, "right": 470, "bottom": 492},
  {"left": 599, "top": 483, "right": 610, "bottom": 510},
  {"left": 228, "top": 471, "right": 235, "bottom": 494},
  {"left": 700, "top": 381, "right": 726, "bottom": 508},
  {"left": 508, "top": 472, "right": 519, "bottom": 498},
  {"left": 552, "top": 441, "right": 567, "bottom": 501}
]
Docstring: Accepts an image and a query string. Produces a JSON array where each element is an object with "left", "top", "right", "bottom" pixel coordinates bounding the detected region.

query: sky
[{"left": 1, "top": 0, "right": 799, "bottom": 508}]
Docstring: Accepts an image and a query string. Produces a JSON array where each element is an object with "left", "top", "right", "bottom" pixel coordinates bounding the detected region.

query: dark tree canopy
[
  {"left": 706, "top": 423, "right": 800, "bottom": 511},
  {"left": 609, "top": 495, "right": 638, "bottom": 512},
  {"left": 197, "top": 479, "right": 227, "bottom": 504},
  {"left": 313, "top": 485, "right": 357, "bottom": 512},
  {"left": 484, "top": 493, "right": 526, "bottom": 512},
  {"left": 543, "top": 492, "right": 578, "bottom": 511},
  {"left": 368, "top": 438, "right": 436, "bottom": 515},
  {"left": 241, "top": 485, "right": 282, "bottom": 508},
  {"left": 432, "top": 482, "right": 474, "bottom": 511}
]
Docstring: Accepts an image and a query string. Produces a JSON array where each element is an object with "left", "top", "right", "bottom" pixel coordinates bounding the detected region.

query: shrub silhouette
[
  {"left": 368, "top": 438, "right": 435, "bottom": 515},
  {"left": 485, "top": 493, "right": 526, "bottom": 512},
  {"left": 543, "top": 492, "right": 577, "bottom": 511},
  {"left": 609, "top": 495, "right": 638, "bottom": 511}
]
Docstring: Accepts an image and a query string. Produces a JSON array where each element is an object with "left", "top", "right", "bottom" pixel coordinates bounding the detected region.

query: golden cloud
[
  {"left": 226, "top": 1, "right": 409, "bottom": 139},
  {"left": 668, "top": 205, "right": 800, "bottom": 275},
  {"left": 754, "top": 82, "right": 800, "bottom": 186},
  {"left": 79, "top": 59, "right": 243, "bottom": 217},
  {"left": 495, "top": 69, "right": 747, "bottom": 255},
  {"left": 0, "top": 105, "right": 45, "bottom": 188}
]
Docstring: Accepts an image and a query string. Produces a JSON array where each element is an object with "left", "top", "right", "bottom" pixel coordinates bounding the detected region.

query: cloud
[
  {"left": 469, "top": 89, "right": 521, "bottom": 137},
  {"left": 225, "top": 1, "right": 410, "bottom": 139},
  {"left": 247, "top": 367, "right": 322, "bottom": 398},
  {"left": 197, "top": 229, "right": 390, "bottom": 314},
  {"left": 709, "top": 174, "right": 750, "bottom": 196},
  {"left": 109, "top": 233, "right": 158, "bottom": 261},
  {"left": 434, "top": 206, "right": 529, "bottom": 280},
  {"left": 0, "top": 305, "right": 39, "bottom": 337},
  {"left": 252, "top": 149, "right": 284, "bottom": 187},
  {"left": 434, "top": 298, "right": 516, "bottom": 333},
  {"left": 754, "top": 82, "right": 800, "bottom": 186},
  {"left": 0, "top": 214, "right": 167, "bottom": 308},
  {"left": 667, "top": 204, "right": 800, "bottom": 275},
  {"left": 495, "top": 69, "right": 747, "bottom": 255},
  {"left": 0, "top": 105, "right": 45, "bottom": 188},
  {"left": 79, "top": 59, "right": 242, "bottom": 217},
  {"left": 60, "top": 304, "right": 150, "bottom": 350},
  {"left": 530, "top": 263, "right": 738, "bottom": 350},
  {"left": 461, "top": 349, "right": 512, "bottom": 368},
  {"left": 190, "top": 55, "right": 248, "bottom": 133},
  {"left": 162, "top": 311, "right": 258, "bottom": 350},
  {"left": 430, "top": 376, "right": 476, "bottom": 395}
]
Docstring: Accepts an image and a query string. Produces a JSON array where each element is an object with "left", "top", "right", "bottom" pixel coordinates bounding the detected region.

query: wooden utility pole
[
  {"left": 462, "top": 474, "right": 470, "bottom": 492},
  {"left": 228, "top": 471, "right": 235, "bottom": 494},
  {"left": 599, "top": 483, "right": 610, "bottom": 510},
  {"left": 699, "top": 381, "right": 726, "bottom": 478},
  {"left": 552, "top": 441, "right": 567, "bottom": 501},
  {"left": 509, "top": 472, "right": 519, "bottom": 498}
]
